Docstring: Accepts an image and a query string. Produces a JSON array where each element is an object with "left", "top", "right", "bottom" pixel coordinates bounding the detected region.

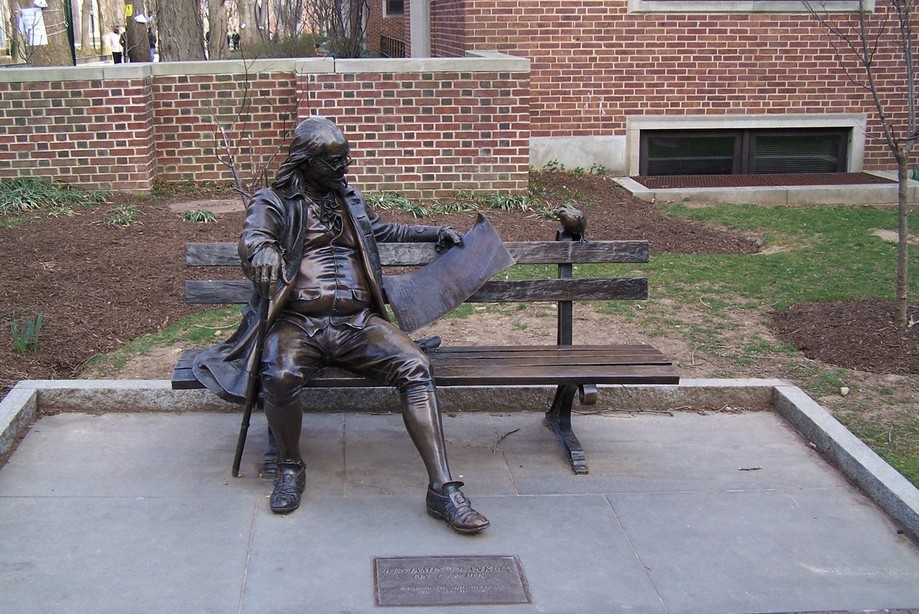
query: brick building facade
[{"left": 422, "top": 0, "right": 910, "bottom": 176}]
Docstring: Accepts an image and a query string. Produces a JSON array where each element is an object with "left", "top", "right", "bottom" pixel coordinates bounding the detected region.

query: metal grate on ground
[{"left": 632, "top": 172, "right": 896, "bottom": 190}]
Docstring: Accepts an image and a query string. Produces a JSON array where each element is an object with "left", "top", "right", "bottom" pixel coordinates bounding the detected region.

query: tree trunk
[
  {"left": 14, "top": 0, "right": 74, "bottom": 65},
  {"left": 896, "top": 152, "right": 910, "bottom": 326},
  {"left": 157, "top": 0, "right": 205, "bottom": 61},
  {"left": 125, "top": 0, "right": 148, "bottom": 62},
  {"left": 237, "top": 0, "right": 258, "bottom": 48},
  {"left": 208, "top": 0, "right": 229, "bottom": 60},
  {"left": 99, "top": 0, "right": 118, "bottom": 34},
  {"left": 255, "top": 0, "right": 268, "bottom": 40},
  {"left": 78, "top": 0, "right": 92, "bottom": 56}
]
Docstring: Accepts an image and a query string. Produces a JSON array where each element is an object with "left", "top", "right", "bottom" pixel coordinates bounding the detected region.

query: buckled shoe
[
  {"left": 426, "top": 481, "right": 490, "bottom": 534},
  {"left": 270, "top": 461, "right": 306, "bottom": 514}
]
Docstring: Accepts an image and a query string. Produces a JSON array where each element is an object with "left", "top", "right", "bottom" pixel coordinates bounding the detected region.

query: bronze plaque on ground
[{"left": 373, "top": 555, "right": 531, "bottom": 607}]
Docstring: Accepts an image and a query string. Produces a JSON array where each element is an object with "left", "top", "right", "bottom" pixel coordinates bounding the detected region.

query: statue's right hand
[{"left": 250, "top": 245, "right": 281, "bottom": 297}]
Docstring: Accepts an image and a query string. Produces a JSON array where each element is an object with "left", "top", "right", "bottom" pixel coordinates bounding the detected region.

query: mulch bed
[
  {"left": 773, "top": 299, "right": 919, "bottom": 375},
  {"left": 1, "top": 171, "right": 915, "bottom": 400}
]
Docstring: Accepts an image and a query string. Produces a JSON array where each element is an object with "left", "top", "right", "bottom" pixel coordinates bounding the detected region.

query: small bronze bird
[{"left": 554, "top": 202, "right": 587, "bottom": 242}]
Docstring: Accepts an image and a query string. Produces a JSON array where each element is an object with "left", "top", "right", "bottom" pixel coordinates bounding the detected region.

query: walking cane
[{"left": 232, "top": 291, "right": 271, "bottom": 477}]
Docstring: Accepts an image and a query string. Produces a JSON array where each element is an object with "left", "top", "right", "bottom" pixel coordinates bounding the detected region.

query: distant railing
[{"left": 380, "top": 35, "right": 405, "bottom": 58}]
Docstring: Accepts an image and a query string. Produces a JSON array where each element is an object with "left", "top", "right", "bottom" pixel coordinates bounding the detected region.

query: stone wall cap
[{"left": 335, "top": 53, "right": 529, "bottom": 74}]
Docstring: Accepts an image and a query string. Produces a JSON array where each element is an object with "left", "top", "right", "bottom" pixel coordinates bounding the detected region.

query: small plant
[
  {"left": 47, "top": 207, "right": 75, "bottom": 218},
  {"left": 183, "top": 209, "right": 218, "bottom": 223},
  {"left": 431, "top": 200, "right": 469, "bottom": 214},
  {"left": 368, "top": 191, "right": 408, "bottom": 211},
  {"left": 0, "top": 177, "right": 107, "bottom": 215},
  {"left": 367, "top": 192, "right": 434, "bottom": 218},
  {"left": 590, "top": 163, "right": 610, "bottom": 176},
  {"left": 484, "top": 193, "right": 532, "bottom": 212},
  {"left": 451, "top": 190, "right": 542, "bottom": 213},
  {"left": 9, "top": 312, "right": 43, "bottom": 353},
  {"left": 102, "top": 205, "right": 142, "bottom": 228}
]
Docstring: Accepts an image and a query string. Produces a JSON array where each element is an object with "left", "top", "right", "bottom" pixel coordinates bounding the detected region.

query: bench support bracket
[{"left": 545, "top": 384, "right": 589, "bottom": 475}]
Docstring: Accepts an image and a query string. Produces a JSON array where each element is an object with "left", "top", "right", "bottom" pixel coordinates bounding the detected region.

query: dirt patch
[
  {"left": 872, "top": 228, "right": 919, "bottom": 245},
  {"left": 113, "top": 346, "right": 188, "bottom": 379}
]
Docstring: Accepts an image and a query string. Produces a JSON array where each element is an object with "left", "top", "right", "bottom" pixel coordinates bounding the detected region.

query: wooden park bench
[{"left": 171, "top": 228, "right": 679, "bottom": 475}]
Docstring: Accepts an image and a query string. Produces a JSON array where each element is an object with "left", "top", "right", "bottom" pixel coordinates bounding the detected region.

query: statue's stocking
[
  {"left": 264, "top": 401, "right": 304, "bottom": 465},
  {"left": 400, "top": 383, "right": 452, "bottom": 490}
]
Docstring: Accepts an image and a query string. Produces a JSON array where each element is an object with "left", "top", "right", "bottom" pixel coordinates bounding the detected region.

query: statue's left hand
[{"left": 435, "top": 226, "right": 464, "bottom": 253}]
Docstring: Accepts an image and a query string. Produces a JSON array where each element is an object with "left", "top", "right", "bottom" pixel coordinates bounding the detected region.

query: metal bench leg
[{"left": 545, "top": 384, "right": 589, "bottom": 475}]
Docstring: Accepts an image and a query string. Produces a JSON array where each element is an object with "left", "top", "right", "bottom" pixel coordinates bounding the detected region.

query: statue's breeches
[{"left": 260, "top": 312, "right": 433, "bottom": 407}]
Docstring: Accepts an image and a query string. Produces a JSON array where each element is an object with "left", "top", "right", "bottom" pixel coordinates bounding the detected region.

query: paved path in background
[{"left": 168, "top": 198, "right": 244, "bottom": 214}]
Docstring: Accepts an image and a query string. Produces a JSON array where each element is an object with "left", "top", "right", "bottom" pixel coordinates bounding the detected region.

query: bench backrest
[{"left": 185, "top": 239, "right": 651, "bottom": 344}]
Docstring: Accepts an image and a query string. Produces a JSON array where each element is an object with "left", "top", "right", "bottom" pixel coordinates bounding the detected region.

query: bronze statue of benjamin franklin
[{"left": 192, "top": 116, "right": 489, "bottom": 534}]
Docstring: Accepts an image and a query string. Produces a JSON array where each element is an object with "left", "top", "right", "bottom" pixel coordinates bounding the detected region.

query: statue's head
[{"left": 275, "top": 116, "right": 352, "bottom": 194}]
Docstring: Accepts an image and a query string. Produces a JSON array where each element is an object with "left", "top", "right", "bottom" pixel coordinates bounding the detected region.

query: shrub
[{"left": 183, "top": 209, "right": 218, "bottom": 223}]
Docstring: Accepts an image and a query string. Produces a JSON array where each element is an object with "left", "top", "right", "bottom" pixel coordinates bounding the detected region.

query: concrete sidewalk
[{"left": 1, "top": 381, "right": 919, "bottom": 613}]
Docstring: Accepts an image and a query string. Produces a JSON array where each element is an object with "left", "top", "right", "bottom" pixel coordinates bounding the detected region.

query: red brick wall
[
  {"left": 438, "top": 0, "right": 913, "bottom": 171},
  {"left": 0, "top": 60, "right": 529, "bottom": 198},
  {"left": 152, "top": 72, "right": 298, "bottom": 186},
  {"left": 368, "top": 0, "right": 383, "bottom": 55},
  {"left": 404, "top": 0, "right": 413, "bottom": 56},
  {"left": 431, "top": 0, "right": 466, "bottom": 58},
  {"left": 0, "top": 75, "right": 156, "bottom": 191},
  {"left": 304, "top": 67, "right": 530, "bottom": 199},
  {"left": 380, "top": 17, "right": 405, "bottom": 45}
]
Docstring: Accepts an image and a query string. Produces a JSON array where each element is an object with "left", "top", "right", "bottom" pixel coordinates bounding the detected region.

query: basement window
[
  {"left": 639, "top": 128, "right": 849, "bottom": 176},
  {"left": 385, "top": 0, "right": 404, "bottom": 16}
]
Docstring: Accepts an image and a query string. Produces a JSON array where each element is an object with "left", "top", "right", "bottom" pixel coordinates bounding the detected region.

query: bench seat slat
[
  {"left": 429, "top": 345, "right": 672, "bottom": 366},
  {"left": 171, "top": 347, "right": 679, "bottom": 390},
  {"left": 430, "top": 344, "right": 664, "bottom": 356},
  {"left": 186, "top": 241, "right": 650, "bottom": 267},
  {"left": 185, "top": 277, "right": 649, "bottom": 305},
  {"left": 430, "top": 355, "right": 674, "bottom": 368}
]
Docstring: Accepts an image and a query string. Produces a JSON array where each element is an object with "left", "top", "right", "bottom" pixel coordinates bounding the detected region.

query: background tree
[
  {"left": 208, "top": 0, "right": 230, "bottom": 59},
  {"left": 306, "top": 0, "right": 368, "bottom": 57},
  {"left": 77, "top": 0, "right": 92, "bottom": 56},
  {"left": 11, "top": 0, "right": 74, "bottom": 65},
  {"left": 124, "top": 0, "right": 149, "bottom": 62},
  {"left": 97, "top": 0, "right": 119, "bottom": 34},
  {"left": 274, "top": 0, "right": 306, "bottom": 38},
  {"left": 157, "top": 0, "right": 205, "bottom": 61},
  {"left": 237, "top": 0, "right": 259, "bottom": 48},
  {"left": 806, "top": 0, "right": 917, "bottom": 326}
]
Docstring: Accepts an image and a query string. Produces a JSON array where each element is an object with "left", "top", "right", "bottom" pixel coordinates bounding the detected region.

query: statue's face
[{"left": 307, "top": 138, "right": 352, "bottom": 193}]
